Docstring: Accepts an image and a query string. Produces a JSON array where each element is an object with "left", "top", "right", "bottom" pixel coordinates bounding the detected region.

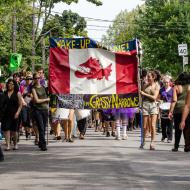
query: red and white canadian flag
[{"left": 49, "top": 46, "right": 138, "bottom": 94}]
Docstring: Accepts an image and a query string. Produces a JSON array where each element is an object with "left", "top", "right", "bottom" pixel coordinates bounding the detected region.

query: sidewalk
[{"left": 0, "top": 128, "right": 189, "bottom": 190}]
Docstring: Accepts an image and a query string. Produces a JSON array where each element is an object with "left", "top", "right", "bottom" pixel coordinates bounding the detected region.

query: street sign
[
  {"left": 178, "top": 44, "right": 188, "bottom": 56},
  {"left": 183, "top": 56, "right": 188, "bottom": 65}
]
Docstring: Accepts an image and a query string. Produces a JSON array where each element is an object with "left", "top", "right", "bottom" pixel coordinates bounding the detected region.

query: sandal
[
  {"left": 34, "top": 140, "right": 39, "bottom": 146},
  {"left": 68, "top": 138, "right": 74, "bottom": 143}
]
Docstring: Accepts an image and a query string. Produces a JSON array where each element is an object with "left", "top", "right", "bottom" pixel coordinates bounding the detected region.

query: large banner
[
  {"left": 52, "top": 94, "right": 139, "bottom": 109},
  {"left": 49, "top": 37, "right": 139, "bottom": 108}
]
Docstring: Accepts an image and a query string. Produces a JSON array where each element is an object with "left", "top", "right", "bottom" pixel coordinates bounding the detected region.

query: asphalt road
[{"left": 0, "top": 128, "right": 189, "bottom": 190}]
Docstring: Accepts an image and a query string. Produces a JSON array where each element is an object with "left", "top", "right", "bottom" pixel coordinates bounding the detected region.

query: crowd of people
[{"left": 0, "top": 67, "right": 190, "bottom": 162}]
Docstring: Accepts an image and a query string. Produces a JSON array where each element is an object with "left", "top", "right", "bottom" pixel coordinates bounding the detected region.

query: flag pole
[
  {"left": 46, "top": 31, "right": 53, "bottom": 146},
  {"left": 136, "top": 39, "right": 144, "bottom": 149},
  {"left": 47, "top": 102, "right": 49, "bottom": 145}
]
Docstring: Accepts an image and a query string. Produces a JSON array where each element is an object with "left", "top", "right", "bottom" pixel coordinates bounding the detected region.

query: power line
[{"left": 49, "top": 9, "right": 190, "bottom": 25}]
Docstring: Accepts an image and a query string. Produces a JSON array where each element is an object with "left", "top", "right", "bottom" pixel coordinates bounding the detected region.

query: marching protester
[
  {"left": 37, "top": 67, "right": 47, "bottom": 87},
  {"left": 127, "top": 108, "right": 137, "bottom": 131},
  {"left": 31, "top": 72, "right": 50, "bottom": 151},
  {"left": 20, "top": 72, "right": 33, "bottom": 140},
  {"left": 52, "top": 95, "right": 75, "bottom": 142},
  {"left": 75, "top": 109, "right": 91, "bottom": 139},
  {"left": 52, "top": 107, "right": 70, "bottom": 141},
  {"left": 0, "top": 83, "right": 5, "bottom": 161},
  {"left": 114, "top": 108, "right": 128, "bottom": 140},
  {"left": 140, "top": 70, "right": 160, "bottom": 150},
  {"left": 159, "top": 76, "right": 173, "bottom": 143},
  {"left": 179, "top": 87, "right": 190, "bottom": 152},
  {"left": 102, "top": 109, "right": 115, "bottom": 138},
  {"left": 63, "top": 109, "right": 74, "bottom": 142},
  {"left": 1, "top": 79, "right": 22, "bottom": 151},
  {"left": 169, "top": 72, "right": 190, "bottom": 152},
  {"left": 94, "top": 110, "right": 101, "bottom": 132}
]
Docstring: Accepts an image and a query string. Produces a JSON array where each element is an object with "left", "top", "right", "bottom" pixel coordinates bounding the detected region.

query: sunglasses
[{"left": 33, "top": 77, "right": 40, "bottom": 80}]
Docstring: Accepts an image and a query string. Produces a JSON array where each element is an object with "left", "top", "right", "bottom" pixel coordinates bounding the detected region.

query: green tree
[
  {"left": 0, "top": 0, "right": 103, "bottom": 75},
  {"left": 0, "top": 0, "right": 34, "bottom": 75},
  {"left": 135, "top": 0, "right": 190, "bottom": 76},
  {"left": 34, "top": 0, "right": 102, "bottom": 70},
  {"left": 35, "top": 0, "right": 102, "bottom": 44},
  {"left": 102, "top": 9, "right": 139, "bottom": 46},
  {"left": 43, "top": 10, "right": 87, "bottom": 38}
]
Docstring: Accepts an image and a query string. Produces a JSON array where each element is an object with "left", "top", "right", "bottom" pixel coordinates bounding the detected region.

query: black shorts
[{"left": 102, "top": 113, "right": 115, "bottom": 122}]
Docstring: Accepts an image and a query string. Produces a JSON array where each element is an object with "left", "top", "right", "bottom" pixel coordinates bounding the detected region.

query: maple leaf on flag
[{"left": 75, "top": 57, "right": 112, "bottom": 80}]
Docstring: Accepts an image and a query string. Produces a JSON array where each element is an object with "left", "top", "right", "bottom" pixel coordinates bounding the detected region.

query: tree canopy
[
  {"left": 0, "top": 0, "right": 103, "bottom": 75},
  {"left": 103, "top": 0, "right": 190, "bottom": 77}
]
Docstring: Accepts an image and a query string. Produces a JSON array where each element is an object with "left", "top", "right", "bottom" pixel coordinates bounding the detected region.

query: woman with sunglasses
[
  {"left": 20, "top": 73, "right": 33, "bottom": 140},
  {"left": 31, "top": 72, "right": 50, "bottom": 151},
  {"left": 1, "top": 79, "right": 22, "bottom": 151}
]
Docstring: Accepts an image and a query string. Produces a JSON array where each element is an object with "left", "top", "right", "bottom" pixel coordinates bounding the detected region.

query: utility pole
[
  {"left": 12, "top": 9, "right": 17, "bottom": 53},
  {"left": 32, "top": 0, "right": 36, "bottom": 72}
]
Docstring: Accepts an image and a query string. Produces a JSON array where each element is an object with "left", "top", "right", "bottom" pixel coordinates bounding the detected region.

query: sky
[{"left": 53, "top": 0, "right": 144, "bottom": 41}]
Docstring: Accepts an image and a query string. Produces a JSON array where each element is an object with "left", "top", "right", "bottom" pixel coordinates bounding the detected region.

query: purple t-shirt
[{"left": 159, "top": 87, "right": 173, "bottom": 102}]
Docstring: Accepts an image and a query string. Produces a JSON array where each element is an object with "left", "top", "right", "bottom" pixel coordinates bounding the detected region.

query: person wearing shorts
[{"left": 140, "top": 70, "right": 160, "bottom": 150}]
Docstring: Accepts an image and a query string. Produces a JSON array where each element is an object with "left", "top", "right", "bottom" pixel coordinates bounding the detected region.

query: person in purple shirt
[{"left": 159, "top": 76, "right": 173, "bottom": 143}]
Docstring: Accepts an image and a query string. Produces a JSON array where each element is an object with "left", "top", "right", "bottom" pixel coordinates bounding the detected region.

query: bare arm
[
  {"left": 180, "top": 88, "right": 190, "bottom": 129},
  {"left": 32, "top": 88, "right": 49, "bottom": 104},
  {"left": 169, "top": 85, "right": 178, "bottom": 115},
  {"left": 15, "top": 92, "right": 23, "bottom": 119},
  {"left": 140, "top": 84, "right": 160, "bottom": 101}
]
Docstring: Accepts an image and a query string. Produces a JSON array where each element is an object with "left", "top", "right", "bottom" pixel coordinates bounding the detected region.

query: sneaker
[
  {"left": 172, "top": 147, "right": 178, "bottom": 152},
  {"left": 115, "top": 136, "right": 121, "bottom": 140},
  {"left": 161, "top": 137, "right": 165, "bottom": 142},
  {"left": 122, "top": 135, "right": 128, "bottom": 140},
  {"left": 106, "top": 132, "right": 110, "bottom": 137},
  {"left": 184, "top": 148, "right": 190, "bottom": 152},
  {"left": 111, "top": 131, "right": 116, "bottom": 137},
  {"left": 13, "top": 144, "right": 18, "bottom": 150},
  {"left": 167, "top": 139, "right": 172, "bottom": 143},
  {"left": 41, "top": 147, "right": 47, "bottom": 151},
  {"left": 4, "top": 147, "right": 11, "bottom": 151},
  {"left": 139, "top": 143, "right": 145, "bottom": 149}
]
